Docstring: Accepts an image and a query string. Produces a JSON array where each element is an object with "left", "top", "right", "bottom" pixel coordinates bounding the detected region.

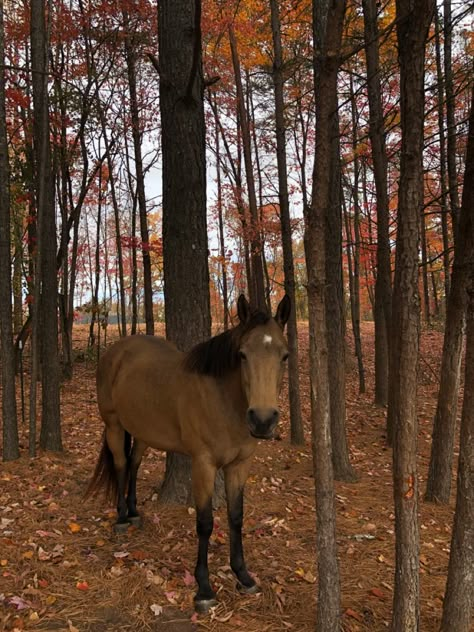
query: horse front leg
[
  {"left": 224, "top": 458, "right": 260, "bottom": 594},
  {"left": 192, "top": 458, "right": 217, "bottom": 613},
  {"left": 126, "top": 439, "right": 147, "bottom": 527}
]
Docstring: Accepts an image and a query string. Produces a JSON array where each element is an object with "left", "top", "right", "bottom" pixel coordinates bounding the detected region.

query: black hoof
[
  {"left": 128, "top": 515, "right": 142, "bottom": 527},
  {"left": 193, "top": 597, "right": 218, "bottom": 614},
  {"left": 237, "top": 582, "right": 261, "bottom": 595},
  {"left": 113, "top": 521, "right": 130, "bottom": 534}
]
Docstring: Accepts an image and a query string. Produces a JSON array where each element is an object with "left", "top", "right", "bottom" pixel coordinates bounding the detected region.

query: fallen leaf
[
  {"left": 369, "top": 587, "right": 386, "bottom": 600},
  {"left": 183, "top": 569, "right": 195, "bottom": 586},
  {"left": 67, "top": 620, "right": 80, "bottom": 632},
  {"left": 345, "top": 608, "right": 364, "bottom": 622},
  {"left": 76, "top": 581, "right": 89, "bottom": 591},
  {"left": 68, "top": 523, "right": 81, "bottom": 534}
]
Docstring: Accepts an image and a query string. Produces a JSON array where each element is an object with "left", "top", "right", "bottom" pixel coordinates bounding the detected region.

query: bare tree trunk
[
  {"left": 326, "top": 106, "right": 356, "bottom": 481},
  {"left": 306, "top": 1, "right": 346, "bottom": 628},
  {"left": 435, "top": 8, "right": 451, "bottom": 302},
  {"left": 158, "top": 0, "right": 224, "bottom": 506},
  {"left": 31, "top": 0, "right": 62, "bottom": 453},
  {"left": 420, "top": 211, "right": 431, "bottom": 324},
  {"left": 229, "top": 26, "right": 266, "bottom": 311},
  {"left": 269, "top": 0, "right": 304, "bottom": 445},
  {"left": 362, "top": 0, "right": 391, "bottom": 407},
  {"left": 0, "top": 0, "right": 19, "bottom": 461},
  {"left": 439, "top": 84, "right": 474, "bottom": 632},
  {"left": 444, "top": 0, "right": 460, "bottom": 239},
  {"left": 389, "top": 1, "right": 434, "bottom": 629},
  {"left": 124, "top": 15, "right": 154, "bottom": 335},
  {"left": 425, "top": 84, "right": 473, "bottom": 504},
  {"left": 213, "top": 101, "right": 229, "bottom": 330}
]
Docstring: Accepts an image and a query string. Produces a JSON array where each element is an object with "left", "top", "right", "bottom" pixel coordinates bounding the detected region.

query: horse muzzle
[{"left": 247, "top": 407, "right": 279, "bottom": 439}]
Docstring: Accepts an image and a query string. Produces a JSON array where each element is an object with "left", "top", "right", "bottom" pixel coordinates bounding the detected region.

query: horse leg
[
  {"left": 192, "top": 458, "right": 217, "bottom": 613},
  {"left": 106, "top": 425, "right": 129, "bottom": 533},
  {"left": 224, "top": 459, "right": 260, "bottom": 594},
  {"left": 126, "top": 439, "right": 147, "bottom": 526}
]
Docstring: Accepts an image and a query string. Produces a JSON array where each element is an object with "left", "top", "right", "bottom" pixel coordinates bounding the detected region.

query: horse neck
[{"left": 218, "top": 367, "right": 247, "bottom": 419}]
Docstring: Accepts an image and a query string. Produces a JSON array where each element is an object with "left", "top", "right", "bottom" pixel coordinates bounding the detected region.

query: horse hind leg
[
  {"left": 105, "top": 423, "right": 130, "bottom": 533},
  {"left": 126, "top": 439, "right": 147, "bottom": 527}
]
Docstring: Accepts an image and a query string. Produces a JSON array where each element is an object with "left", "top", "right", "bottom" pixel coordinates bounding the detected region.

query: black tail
[{"left": 85, "top": 431, "right": 132, "bottom": 503}]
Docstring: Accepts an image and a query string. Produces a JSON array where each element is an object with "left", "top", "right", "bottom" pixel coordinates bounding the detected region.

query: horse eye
[
  {"left": 239, "top": 351, "right": 247, "bottom": 361},
  {"left": 282, "top": 353, "right": 289, "bottom": 362}
]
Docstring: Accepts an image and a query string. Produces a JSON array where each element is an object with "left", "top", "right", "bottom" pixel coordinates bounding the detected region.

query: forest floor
[{"left": 0, "top": 323, "right": 466, "bottom": 632}]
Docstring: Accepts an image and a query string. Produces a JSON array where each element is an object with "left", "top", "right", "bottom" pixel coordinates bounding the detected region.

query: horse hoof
[
  {"left": 194, "top": 597, "right": 218, "bottom": 614},
  {"left": 128, "top": 515, "right": 142, "bottom": 527},
  {"left": 113, "top": 521, "right": 130, "bottom": 534},
  {"left": 237, "top": 582, "right": 261, "bottom": 595}
]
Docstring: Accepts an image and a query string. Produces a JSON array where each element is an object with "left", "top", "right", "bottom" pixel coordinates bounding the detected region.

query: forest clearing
[{"left": 0, "top": 324, "right": 460, "bottom": 631}]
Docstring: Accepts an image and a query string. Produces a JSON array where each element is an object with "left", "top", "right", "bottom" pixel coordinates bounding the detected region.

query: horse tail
[{"left": 85, "top": 430, "right": 133, "bottom": 503}]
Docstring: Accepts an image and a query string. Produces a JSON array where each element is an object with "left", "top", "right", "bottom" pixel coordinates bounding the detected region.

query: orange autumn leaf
[
  {"left": 68, "top": 522, "right": 81, "bottom": 533},
  {"left": 76, "top": 581, "right": 89, "bottom": 591}
]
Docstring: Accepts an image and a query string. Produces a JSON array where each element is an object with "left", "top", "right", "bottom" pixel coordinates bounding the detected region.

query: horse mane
[{"left": 184, "top": 310, "right": 270, "bottom": 377}]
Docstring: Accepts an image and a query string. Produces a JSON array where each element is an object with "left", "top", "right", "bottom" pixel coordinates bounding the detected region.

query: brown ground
[{"left": 0, "top": 323, "right": 467, "bottom": 631}]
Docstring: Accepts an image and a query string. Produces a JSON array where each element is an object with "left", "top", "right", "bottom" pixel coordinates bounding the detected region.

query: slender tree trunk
[
  {"left": 435, "top": 8, "right": 451, "bottom": 302},
  {"left": 425, "top": 84, "right": 473, "bottom": 504},
  {"left": 444, "top": 0, "right": 460, "bottom": 239},
  {"left": 213, "top": 101, "right": 229, "bottom": 330},
  {"left": 306, "top": 1, "right": 346, "bottom": 628},
  {"left": 420, "top": 210, "right": 431, "bottom": 324},
  {"left": 0, "top": 0, "right": 19, "bottom": 461},
  {"left": 326, "top": 106, "right": 356, "bottom": 481},
  {"left": 362, "top": 0, "right": 391, "bottom": 407},
  {"left": 438, "top": 85, "right": 474, "bottom": 632},
  {"left": 269, "top": 0, "right": 304, "bottom": 445},
  {"left": 31, "top": 0, "right": 62, "bottom": 452},
  {"left": 348, "top": 73, "right": 366, "bottom": 394},
  {"left": 124, "top": 18, "right": 154, "bottom": 335},
  {"left": 229, "top": 26, "right": 266, "bottom": 311},
  {"left": 389, "top": 2, "right": 434, "bottom": 629}
]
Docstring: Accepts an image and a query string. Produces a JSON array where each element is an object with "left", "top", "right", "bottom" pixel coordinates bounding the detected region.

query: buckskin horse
[{"left": 87, "top": 294, "right": 291, "bottom": 612}]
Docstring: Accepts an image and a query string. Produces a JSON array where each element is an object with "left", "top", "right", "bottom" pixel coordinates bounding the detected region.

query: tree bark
[
  {"left": 306, "top": 1, "right": 346, "bottom": 628},
  {"left": 158, "top": 0, "right": 224, "bottom": 506},
  {"left": 425, "top": 83, "right": 473, "bottom": 504},
  {"left": 362, "top": 0, "right": 392, "bottom": 407},
  {"left": 389, "top": 1, "right": 434, "bottom": 629},
  {"left": 31, "top": 0, "right": 62, "bottom": 453},
  {"left": 0, "top": 0, "right": 19, "bottom": 461},
  {"left": 269, "top": 0, "right": 304, "bottom": 446},
  {"left": 439, "top": 83, "right": 474, "bottom": 632}
]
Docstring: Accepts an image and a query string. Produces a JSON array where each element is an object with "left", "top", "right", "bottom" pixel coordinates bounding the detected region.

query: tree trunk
[
  {"left": 434, "top": 7, "right": 451, "bottom": 303},
  {"left": 213, "top": 101, "right": 229, "bottom": 330},
  {"left": 425, "top": 83, "right": 473, "bottom": 504},
  {"left": 31, "top": 0, "right": 62, "bottom": 453},
  {"left": 124, "top": 18, "right": 154, "bottom": 335},
  {"left": 362, "top": 0, "right": 392, "bottom": 407},
  {"left": 389, "top": 1, "right": 434, "bottom": 629},
  {"left": 306, "top": 1, "right": 346, "bottom": 629},
  {"left": 269, "top": 0, "right": 304, "bottom": 446},
  {"left": 0, "top": 0, "right": 19, "bottom": 461},
  {"left": 326, "top": 106, "right": 356, "bottom": 481},
  {"left": 438, "top": 84, "right": 474, "bottom": 632},
  {"left": 158, "top": 0, "right": 224, "bottom": 506},
  {"left": 229, "top": 26, "right": 266, "bottom": 311},
  {"left": 443, "top": 0, "right": 460, "bottom": 239}
]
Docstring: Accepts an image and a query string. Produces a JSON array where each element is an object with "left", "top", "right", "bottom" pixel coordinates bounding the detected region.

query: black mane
[{"left": 184, "top": 311, "right": 270, "bottom": 377}]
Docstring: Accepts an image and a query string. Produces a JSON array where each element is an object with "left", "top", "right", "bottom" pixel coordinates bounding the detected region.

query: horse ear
[
  {"left": 237, "top": 294, "right": 251, "bottom": 324},
  {"left": 274, "top": 294, "right": 291, "bottom": 329}
]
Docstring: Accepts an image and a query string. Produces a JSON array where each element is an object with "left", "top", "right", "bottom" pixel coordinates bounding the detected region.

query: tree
[
  {"left": 306, "top": 0, "right": 346, "bottom": 628},
  {"left": 362, "top": 0, "right": 392, "bottom": 407},
  {"left": 158, "top": 0, "right": 214, "bottom": 504},
  {"left": 389, "top": 1, "right": 435, "bottom": 629},
  {"left": 0, "top": 0, "right": 18, "bottom": 461},
  {"left": 439, "top": 82, "right": 474, "bottom": 632},
  {"left": 30, "top": 0, "right": 62, "bottom": 453},
  {"left": 269, "top": 0, "right": 304, "bottom": 446}
]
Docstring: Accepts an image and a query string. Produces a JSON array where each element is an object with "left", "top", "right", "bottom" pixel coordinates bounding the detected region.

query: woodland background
[{"left": 0, "top": 0, "right": 473, "bottom": 631}]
